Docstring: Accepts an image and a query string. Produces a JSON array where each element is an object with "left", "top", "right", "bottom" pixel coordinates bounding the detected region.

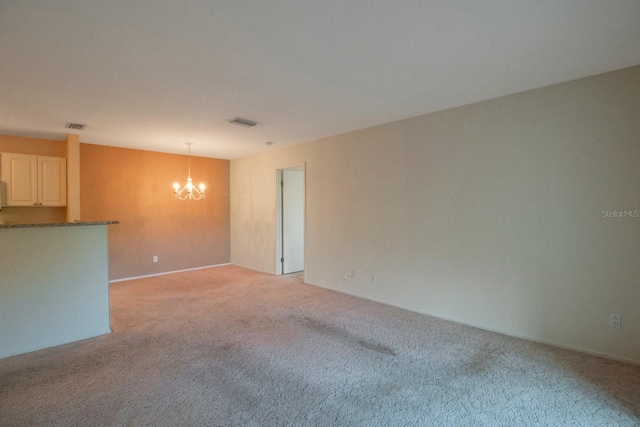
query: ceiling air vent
[
  {"left": 229, "top": 117, "right": 259, "bottom": 127},
  {"left": 65, "top": 122, "right": 87, "bottom": 130}
]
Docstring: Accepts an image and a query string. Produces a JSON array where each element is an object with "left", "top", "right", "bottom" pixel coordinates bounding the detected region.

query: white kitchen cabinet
[
  {"left": 38, "top": 156, "right": 67, "bottom": 206},
  {"left": 0, "top": 153, "right": 67, "bottom": 206}
]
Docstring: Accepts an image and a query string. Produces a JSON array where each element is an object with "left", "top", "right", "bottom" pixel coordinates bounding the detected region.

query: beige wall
[
  {"left": 81, "top": 143, "right": 230, "bottom": 280},
  {"left": 0, "top": 134, "right": 67, "bottom": 224},
  {"left": 230, "top": 66, "right": 640, "bottom": 363}
]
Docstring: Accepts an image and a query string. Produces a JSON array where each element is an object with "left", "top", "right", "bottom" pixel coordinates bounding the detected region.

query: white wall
[
  {"left": 0, "top": 225, "right": 111, "bottom": 358},
  {"left": 230, "top": 66, "right": 640, "bottom": 363}
]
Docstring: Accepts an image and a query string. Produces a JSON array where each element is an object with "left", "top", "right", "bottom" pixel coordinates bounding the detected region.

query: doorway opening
[{"left": 276, "top": 164, "right": 305, "bottom": 275}]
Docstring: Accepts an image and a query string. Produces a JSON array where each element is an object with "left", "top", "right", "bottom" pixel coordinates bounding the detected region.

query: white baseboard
[
  {"left": 109, "top": 263, "right": 231, "bottom": 283},
  {"left": 227, "top": 261, "right": 275, "bottom": 275},
  {"left": 0, "top": 330, "right": 112, "bottom": 360}
]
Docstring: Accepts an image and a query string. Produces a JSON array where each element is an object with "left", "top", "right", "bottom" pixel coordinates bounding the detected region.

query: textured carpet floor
[{"left": 1, "top": 265, "right": 639, "bottom": 426}]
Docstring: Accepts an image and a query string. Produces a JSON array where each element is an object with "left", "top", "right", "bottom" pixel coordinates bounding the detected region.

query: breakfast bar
[{"left": 0, "top": 221, "right": 118, "bottom": 359}]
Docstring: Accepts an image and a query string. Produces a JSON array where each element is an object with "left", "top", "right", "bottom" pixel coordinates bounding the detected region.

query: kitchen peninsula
[{"left": 0, "top": 221, "right": 118, "bottom": 359}]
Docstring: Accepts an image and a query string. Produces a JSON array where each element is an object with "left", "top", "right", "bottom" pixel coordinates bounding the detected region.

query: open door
[{"left": 278, "top": 166, "right": 305, "bottom": 274}]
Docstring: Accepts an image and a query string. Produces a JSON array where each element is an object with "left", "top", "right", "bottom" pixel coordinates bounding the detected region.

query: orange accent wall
[
  {"left": 0, "top": 134, "right": 67, "bottom": 224},
  {"left": 0, "top": 134, "right": 66, "bottom": 156},
  {"left": 80, "top": 143, "right": 230, "bottom": 280}
]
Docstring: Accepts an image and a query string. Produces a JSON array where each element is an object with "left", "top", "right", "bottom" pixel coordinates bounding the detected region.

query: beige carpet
[{"left": 1, "top": 265, "right": 639, "bottom": 426}]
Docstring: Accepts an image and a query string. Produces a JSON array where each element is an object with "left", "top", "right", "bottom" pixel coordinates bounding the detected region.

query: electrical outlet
[
  {"left": 370, "top": 273, "right": 377, "bottom": 282},
  {"left": 609, "top": 314, "right": 621, "bottom": 328},
  {"left": 343, "top": 268, "right": 355, "bottom": 281},
  {"left": 153, "top": 256, "right": 158, "bottom": 263}
]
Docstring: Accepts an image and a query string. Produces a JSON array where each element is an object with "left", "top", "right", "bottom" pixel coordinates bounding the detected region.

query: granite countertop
[{"left": 0, "top": 221, "right": 119, "bottom": 229}]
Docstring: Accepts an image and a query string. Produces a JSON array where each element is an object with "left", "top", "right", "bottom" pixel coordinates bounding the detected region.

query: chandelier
[{"left": 173, "top": 142, "right": 205, "bottom": 200}]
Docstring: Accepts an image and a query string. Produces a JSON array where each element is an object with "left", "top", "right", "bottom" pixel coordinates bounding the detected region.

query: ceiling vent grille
[
  {"left": 229, "top": 117, "right": 259, "bottom": 127},
  {"left": 65, "top": 122, "right": 87, "bottom": 130}
]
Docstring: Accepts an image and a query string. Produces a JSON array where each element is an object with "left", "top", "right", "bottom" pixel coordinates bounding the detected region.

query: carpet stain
[
  {"left": 217, "top": 342, "right": 236, "bottom": 353},
  {"left": 355, "top": 339, "right": 396, "bottom": 356},
  {"left": 463, "top": 343, "right": 498, "bottom": 375},
  {"left": 299, "top": 316, "right": 396, "bottom": 356}
]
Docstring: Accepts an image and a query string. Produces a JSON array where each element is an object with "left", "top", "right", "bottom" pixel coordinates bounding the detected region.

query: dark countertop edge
[{"left": 0, "top": 221, "right": 119, "bottom": 229}]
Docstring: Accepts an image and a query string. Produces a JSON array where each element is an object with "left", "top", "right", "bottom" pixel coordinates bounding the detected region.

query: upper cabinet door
[
  {"left": 38, "top": 156, "right": 67, "bottom": 206},
  {"left": 0, "top": 153, "right": 67, "bottom": 207},
  {"left": 1, "top": 153, "right": 38, "bottom": 206}
]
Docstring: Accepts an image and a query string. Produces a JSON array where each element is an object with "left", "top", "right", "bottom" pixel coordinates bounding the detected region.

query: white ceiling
[{"left": 1, "top": 1, "right": 639, "bottom": 160}]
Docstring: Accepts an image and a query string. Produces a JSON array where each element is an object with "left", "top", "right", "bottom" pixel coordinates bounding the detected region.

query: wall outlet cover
[{"left": 608, "top": 314, "right": 621, "bottom": 328}]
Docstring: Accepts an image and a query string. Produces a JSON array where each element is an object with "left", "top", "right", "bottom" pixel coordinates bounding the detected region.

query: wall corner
[{"left": 65, "top": 134, "right": 80, "bottom": 222}]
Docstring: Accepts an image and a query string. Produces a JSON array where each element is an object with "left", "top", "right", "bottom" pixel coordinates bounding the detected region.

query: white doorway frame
[{"left": 276, "top": 163, "right": 306, "bottom": 277}]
